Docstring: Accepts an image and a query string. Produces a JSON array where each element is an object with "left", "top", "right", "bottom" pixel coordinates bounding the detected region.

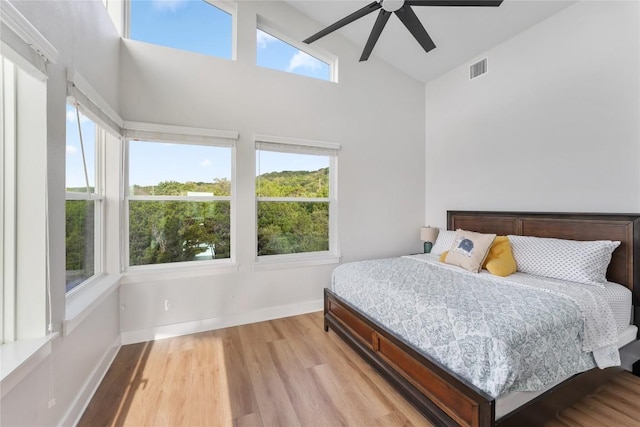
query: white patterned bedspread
[{"left": 330, "top": 255, "right": 620, "bottom": 398}]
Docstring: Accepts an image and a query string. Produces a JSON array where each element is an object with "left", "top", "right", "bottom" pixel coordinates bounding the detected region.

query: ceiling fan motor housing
[{"left": 381, "top": 0, "right": 405, "bottom": 12}]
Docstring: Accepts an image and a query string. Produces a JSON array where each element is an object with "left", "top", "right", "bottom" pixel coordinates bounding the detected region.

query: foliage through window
[
  {"left": 128, "top": 0, "right": 233, "bottom": 60},
  {"left": 127, "top": 140, "right": 232, "bottom": 267},
  {"left": 256, "top": 142, "right": 337, "bottom": 256},
  {"left": 257, "top": 28, "right": 331, "bottom": 81},
  {"left": 66, "top": 103, "right": 102, "bottom": 293}
]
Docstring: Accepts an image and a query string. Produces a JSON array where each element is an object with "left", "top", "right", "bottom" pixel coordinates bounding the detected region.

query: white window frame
[
  {"left": 256, "top": 16, "right": 338, "bottom": 83},
  {"left": 1, "top": 55, "right": 48, "bottom": 344},
  {"left": 124, "top": 0, "right": 238, "bottom": 61},
  {"left": 64, "top": 100, "right": 106, "bottom": 296},
  {"left": 62, "top": 69, "right": 124, "bottom": 337},
  {"left": 1, "top": 1, "right": 56, "bottom": 395},
  {"left": 124, "top": 121, "right": 238, "bottom": 276},
  {"left": 255, "top": 135, "right": 340, "bottom": 269},
  {"left": 65, "top": 67, "right": 123, "bottom": 298}
]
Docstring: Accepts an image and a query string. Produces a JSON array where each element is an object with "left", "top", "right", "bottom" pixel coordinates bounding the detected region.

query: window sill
[
  {"left": 254, "top": 253, "right": 341, "bottom": 271},
  {"left": 1, "top": 333, "right": 58, "bottom": 398},
  {"left": 122, "top": 261, "right": 239, "bottom": 285},
  {"left": 64, "top": 274, "right": 122, "bottom": 336}
]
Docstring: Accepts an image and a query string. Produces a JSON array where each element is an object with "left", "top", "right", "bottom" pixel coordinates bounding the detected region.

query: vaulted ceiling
[{"left": 285, "top": 0, "right": 577, "bottom": 83}]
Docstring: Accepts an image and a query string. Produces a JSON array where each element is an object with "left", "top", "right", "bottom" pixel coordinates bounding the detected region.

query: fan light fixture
[
  {"left": 381, "top": 0, "right": 405, "bottom": 12},
  {"left": 303, "top": 0, "right": 503, "bottom": 62}
]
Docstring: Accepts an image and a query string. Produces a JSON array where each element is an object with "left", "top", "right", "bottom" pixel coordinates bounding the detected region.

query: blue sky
[
  {"left": 130, "top": 0, "right": 330, "bottom": 80},
  {"left": 66, "top": 1, "right": 331, "bottom": 188},
  {"left": 66, "top": 105, "right": 96, "bottom": 190}
]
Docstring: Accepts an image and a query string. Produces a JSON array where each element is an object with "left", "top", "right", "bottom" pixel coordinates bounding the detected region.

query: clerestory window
[
  {"left": 256, "top": 22, "right": 334, "bottom": 82},
  {"left": 127, "top": 0, "right": 235, "bottom": 60}
]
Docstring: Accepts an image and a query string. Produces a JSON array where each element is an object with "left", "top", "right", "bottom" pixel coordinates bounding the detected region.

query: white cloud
[
  {"left": 66, "top": 145, "right": 78, "bottom": 155},
  {"left": 287, "top": 51, "right": 322, "bottom": 73},
  {"left": 257, "top": 30, "right": 277, "bottom": 49},
  {"left": 151, "top": 0, "right": 189, "bottom": 12},
  {"left": 66, "top": 109, "right": 90, "bottom": 124},
  {"left": 201, "top": 159, "right": 212, "bottom": 168}
]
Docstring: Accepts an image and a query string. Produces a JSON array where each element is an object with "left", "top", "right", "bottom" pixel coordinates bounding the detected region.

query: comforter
[{"left": 331, "top": 255, "right": 620, "bottom": 398}]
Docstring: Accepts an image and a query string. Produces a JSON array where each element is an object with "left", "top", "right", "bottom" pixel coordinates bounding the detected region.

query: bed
[{"left": 324, "top": 211, "right": 640, "bottom": 427}]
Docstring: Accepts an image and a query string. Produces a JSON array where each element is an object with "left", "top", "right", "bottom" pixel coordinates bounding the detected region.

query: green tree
[{"left": 128, "top": 167, "right": 327, "bottom": 264}]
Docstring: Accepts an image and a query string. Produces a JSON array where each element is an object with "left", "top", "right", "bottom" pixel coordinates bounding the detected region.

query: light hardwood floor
[{"left": 79, "top": 312, "right": 640, "bottom": 427}]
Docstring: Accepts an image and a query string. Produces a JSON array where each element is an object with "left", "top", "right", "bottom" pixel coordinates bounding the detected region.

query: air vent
[{"left": 470, "top": 58, "right": 488, "bottom": 80}]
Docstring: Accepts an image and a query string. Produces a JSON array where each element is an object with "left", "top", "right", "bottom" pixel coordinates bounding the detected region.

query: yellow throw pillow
[
  {"left": 443, "top": 229, "right": 496, "bottom": 273},
  {"left": 483, "top": 236, "right": 517, "bottom": 277}
]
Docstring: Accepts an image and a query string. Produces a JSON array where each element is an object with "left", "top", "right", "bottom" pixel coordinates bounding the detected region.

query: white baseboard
[
  {"left": 61, "top": 335, "right": 121, "bottom": 427},
  {"left": 121, "top": 299, "right": 323, "bottom": 345}
]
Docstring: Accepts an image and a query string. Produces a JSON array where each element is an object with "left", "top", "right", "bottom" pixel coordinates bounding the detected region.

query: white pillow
[
  {"left": 507, "top": 235, "right": 620, "bottom": 286},
  {"left": 430, "top": 229, "right": 456, "bottom": 255}
]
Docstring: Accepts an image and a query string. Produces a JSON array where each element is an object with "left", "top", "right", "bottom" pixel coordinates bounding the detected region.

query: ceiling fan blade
[
  {"left": 405, "top": 1, "right": 503, "bottom": 7},
  {"left": 359, "top": 10, "right": 392, "bottom": 62},
  {"left": 303, "top": 1, "right": 382, "bottom": 44},
  {"left": 394, "top": 5, "right": 436, "bottom": 54}
]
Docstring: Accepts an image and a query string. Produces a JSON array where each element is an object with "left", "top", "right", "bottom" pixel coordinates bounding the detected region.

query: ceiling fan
[{"left": 303, "top": 0, "right": 504, "bottom": 62}]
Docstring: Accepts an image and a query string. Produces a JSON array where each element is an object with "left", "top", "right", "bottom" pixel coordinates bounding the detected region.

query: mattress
[
  {"left": 589, "top": 281, "right": 632, "bottom": 333},
  {"left": 332, "top": 254, "right": 625, "bottom": 398}
]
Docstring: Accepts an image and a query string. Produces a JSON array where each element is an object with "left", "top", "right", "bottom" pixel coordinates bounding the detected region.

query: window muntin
[
  {"left": 65, "top": 104, "right": 103, "bottom": 293},
  {"left": 126, "top": 140, "right": 232, "bottom": 267},
  {"left": 257, "top": 28, "right": 331, "bottom": 81},
  {"left": 256, "top": 148, "right": 335, "bottom": 257},
  {"left": 128, "top": 0, "right": 233, "bottom": 60}
]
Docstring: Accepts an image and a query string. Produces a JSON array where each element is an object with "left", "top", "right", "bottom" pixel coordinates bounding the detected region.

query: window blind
[
  {"left": 255, "top": 134, "right": 340, "bottom": 157},
  {"left": 67, "top": 70, "right": 123, "bottom": 137},
  {"left": 125, "top": 122, "right": 238, "bottom": 148},
  {"left": 0, "top": 1, "right": 57, "bottom": 80}
]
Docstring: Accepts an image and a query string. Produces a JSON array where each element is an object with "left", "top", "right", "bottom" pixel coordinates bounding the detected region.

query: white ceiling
[{"left": 285, "top": 0, "right": 577, "bottom": 83}]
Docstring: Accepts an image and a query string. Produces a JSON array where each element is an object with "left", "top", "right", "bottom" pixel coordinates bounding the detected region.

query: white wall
[
  {"left": 118, "top": 0, "right": 426, "bottom": 340},
  {"left": 1, "top": 1, "right": 121, "bottom": 426},
  {"left": 425, "top": 1, "right": 640, "bottom": 227}
]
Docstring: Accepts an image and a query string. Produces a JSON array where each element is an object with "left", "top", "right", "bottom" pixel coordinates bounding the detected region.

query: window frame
[
  {"left": 1, "top": 53, "right": 48, "bottom": 344},
  {"left": 64, "top": 100, "right": 106, "bottom": 297},
  {"left": 255, "top": 135, "right": 340, "bottom": 266},
  {"left": 1, "top": 56, "right": 17, "bottom": 344},
  {"left": 256, "top": 17, "right": 338, "bottom": 83},
  {"left": 123, "top": 122, "right": 238, "bottom": 273},
  {"left": 124, "top": 0, "right": 238, "bottom": 61},
  {"left": 1, "top": 0, "right": 57, "bottom": 391}
]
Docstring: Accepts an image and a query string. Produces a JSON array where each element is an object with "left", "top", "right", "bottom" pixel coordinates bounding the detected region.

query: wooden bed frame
[{"left": 324, "top": 211, "right": 640, "bottom": 427}]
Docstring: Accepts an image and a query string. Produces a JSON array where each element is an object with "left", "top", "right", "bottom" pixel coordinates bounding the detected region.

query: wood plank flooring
[{"left": 79, "top": 312, "right": 640, "bottom": 427}]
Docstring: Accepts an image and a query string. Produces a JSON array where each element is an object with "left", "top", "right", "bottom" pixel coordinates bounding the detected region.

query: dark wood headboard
[{"left": 447, "top": 212, "right": 640, "bottom": 315}]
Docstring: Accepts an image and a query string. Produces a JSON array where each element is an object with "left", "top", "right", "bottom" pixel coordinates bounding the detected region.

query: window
[
  {"left": 65, "top": 103, "right": 104, "bottom": 294},
  {"left": 257, "top": 26, "right": 333, "bottom": 81},
  {"left": 125, "top": 126, "right": 236, "bottom": 268},
  {"left": 128, "top": 0, "right": 234, "bottom": 60},
  {"left": 65, "top": 69, "right": 123, "bottom": 301},
  {"left": 256, "top": 136, "right": 339, "bottom": 258},
  {"left": 1, "top": 53, "right": 48, "bottom": 343}
]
